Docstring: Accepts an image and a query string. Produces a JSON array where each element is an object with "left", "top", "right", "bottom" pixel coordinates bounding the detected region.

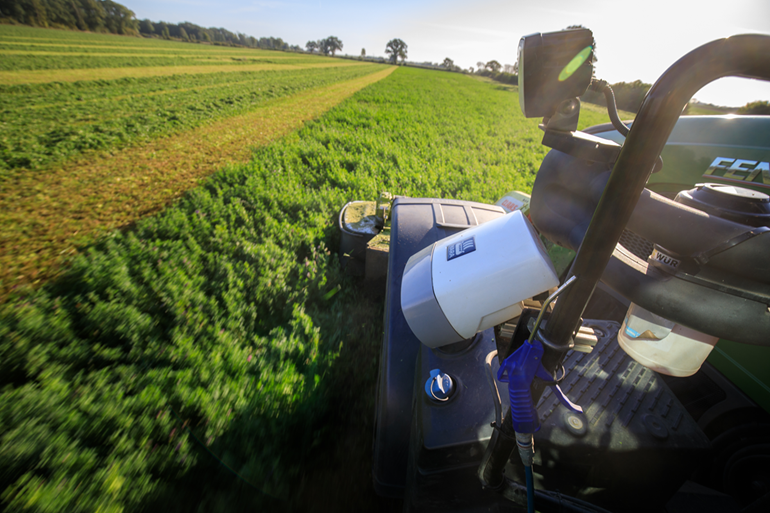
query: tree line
[
  {"left": 581, "top": 80, "right": 652, "bottom": 113},
  {"left": 0, "top": 0, "right": 301, "bottom": 50},
  {"left": 138, "top": 19, "right": 301, "bottom": 51},
  {"left": 0, "top": 0, "right": 138, "bottom": 35},
  {"left": 436, "top": 55, "right": 655, "bottom": 113}
]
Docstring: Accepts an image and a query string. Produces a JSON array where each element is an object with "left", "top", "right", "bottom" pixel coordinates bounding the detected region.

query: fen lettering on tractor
[{"left": 340, "top": 28, "right": 770, "bottom": 512}]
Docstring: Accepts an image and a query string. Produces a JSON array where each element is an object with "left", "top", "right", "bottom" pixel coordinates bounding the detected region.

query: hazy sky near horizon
[{"left": 122, "top": 0, "right": 770, "bottom": 107}]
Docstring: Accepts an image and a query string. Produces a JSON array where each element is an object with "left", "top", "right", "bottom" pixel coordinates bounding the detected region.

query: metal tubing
[
  {"left": 538, "top": 34, "right": 770, "bottom": 372},
  {"left": 529, "top": 275, "right": 576, "bottom": 348},
  {"left": 485, "top": 350, "right": 503, "bottom": 428}
]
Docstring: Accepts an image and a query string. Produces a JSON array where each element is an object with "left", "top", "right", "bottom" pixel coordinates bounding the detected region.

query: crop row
[
  {"left": 0, "top": 52, "right": 332, "bottom": 71},
  {"left": 0, "top": 68, "right": 396, "bottom": 304},
  {"left": 0, "top": 24, "right": 249, "bottom": 47},
  {"left": 0, "top": 43, "right": 302, "bottom": 54},
  {"left": 0, "top": 26, "right": 326, "bottom": 71},
  {"left": 0, "top": 64, "right": 384, "bottom": 174},
  {"left": 0, "top": 46, "right": 311, "bottom": 62}
]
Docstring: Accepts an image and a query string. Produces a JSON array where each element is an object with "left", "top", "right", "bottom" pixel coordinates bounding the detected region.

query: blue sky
[{"left": 122, "top": 0, "right": 770, "bottom": 107}]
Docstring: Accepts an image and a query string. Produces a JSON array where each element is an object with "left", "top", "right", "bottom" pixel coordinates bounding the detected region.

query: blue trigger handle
[{"left": 497, "top": 339, "right": 582, "bottom": 434}]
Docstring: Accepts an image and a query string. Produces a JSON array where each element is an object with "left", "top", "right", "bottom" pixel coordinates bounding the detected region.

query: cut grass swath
[
  {"left": 0, "top": 67, "right": 396, "bottom": 300},
  {"left": 0, "top": 60, "right": 369, "bottom": 85},
  {"left": 1, "top": 64, "right": 386, "bottom": 173}
]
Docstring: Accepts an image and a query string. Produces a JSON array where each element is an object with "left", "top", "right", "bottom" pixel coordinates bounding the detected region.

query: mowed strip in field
[
  {"left": 0, "top": 66, "right": 395, "bottom": 299},
  {"left": 0, "top": 60, "right": 368, "bottom": 85},
  {"left": 2, "top": 65, "right": 384, "bottom": 173}
]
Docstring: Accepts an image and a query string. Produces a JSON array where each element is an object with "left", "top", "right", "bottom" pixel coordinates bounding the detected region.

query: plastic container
[
  {"left": 617, "top": 303, "right": 719, "bottom": 377},
  {"left": 495, "top": 190, "right": 532, "bottom": 215},
  {"left": 339, "top": 200, "right": 381, "bottom": 272}
]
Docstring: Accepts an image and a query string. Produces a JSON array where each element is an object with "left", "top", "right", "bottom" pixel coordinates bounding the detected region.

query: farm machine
[{"left": 341, "top": 29, "right": 770, "bottom": 512}]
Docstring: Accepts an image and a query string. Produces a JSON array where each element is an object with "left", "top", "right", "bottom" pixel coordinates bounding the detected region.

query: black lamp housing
[{"left": 518, "top": 28, "right": 595, "bottom": 119}]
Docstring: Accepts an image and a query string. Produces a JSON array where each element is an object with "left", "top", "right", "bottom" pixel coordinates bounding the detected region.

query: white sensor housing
[{"left": 401, "top": 211, "right": 559, "bottom": 348}]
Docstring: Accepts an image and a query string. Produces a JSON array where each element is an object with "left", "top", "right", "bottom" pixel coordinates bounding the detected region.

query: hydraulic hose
[
  {"left": 485, "top": 350, "right": 502, "bottom": 428},
  {"left": 525, "top": 465, "right": 535, "bottom": 513},
  {"left": 589, "top": 80, "right": 630, "bottom": 136},
  {"left": 501, "top": 476, "right": 615, "bottom": 513},
  {"left": 477, "top": 410, "right": 517, "bottom": 490}
]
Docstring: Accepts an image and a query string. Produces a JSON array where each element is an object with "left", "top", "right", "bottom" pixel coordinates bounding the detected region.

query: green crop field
[
  {"left": 0, "top": 25, "right": 391, "bottom": 302},
  {"left": 0, "top": 65, "right": 383, "bottom": 173},
  {"left": 0, "top": 27, "right": 380, "bottom": 175},
  {"left": 0, "top": 25, "right": 629, "bottom": 513}
]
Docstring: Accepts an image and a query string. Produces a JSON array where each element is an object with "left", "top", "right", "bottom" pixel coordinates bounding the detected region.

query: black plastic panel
[
  {"left": 404, "top": 328, "right": 519, "bottom": 513},
  {"left": 373, "top": 197, "right": 505, "bottom": 497}
]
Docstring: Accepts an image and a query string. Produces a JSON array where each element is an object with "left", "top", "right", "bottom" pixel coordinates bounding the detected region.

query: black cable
[
  {"left": 485, "top": 349, "right": 502, "bottom": 428},
  {"left": 590, "top": 80, "right": 630, "bottom": 136},
  {"left": 588, "top": 79, "right": 663, "bottom": 172},
  {"left": 503, "top": 475, "right": 615, "bottom": 513},
  {"left": 478, "top": 409, "right": 517, "bottom": 490},
  {"left": 525, "top": 465, "right": 535, "bottom": 513}
]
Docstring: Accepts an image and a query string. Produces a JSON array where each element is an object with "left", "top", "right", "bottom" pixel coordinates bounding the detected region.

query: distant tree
[
  {"left": 160, "top": 22, "right": 170, "bottom": 40},
  {"left": 139, "top": 19, "right": 154, "bottom": 35},
  {"left": 179, "top": 27, "right": 189, "bottom": 41},
  {"left": 385, "top": 38, "right": 408, "bottom": 64},
  {"left": 468, "top": 66, "right": 474, "bottom": 74},
  {"left": 361, "top": 48, "right": 366, "bottom": 58},
  {"left": 486, "top": 60, "right": 501, "bottom": 73},
  {"left": 202, "top": 31, "right": 212, "bottom": 43},
  {"left": 477, "top": 61, "right": 485, "bottom": 71},
  {"left": 320, "top": 36, "right": 343, "bottom": 56},
  {"left": 441, "top": 57, "right": 454, "bottom": 68},
  {"left": 101, "top": 1, "right": 139, "bottom": 35},
  {"left": 612, "top": 80, "right": 651, "bottom": 112},
  {"left": 305, "top": 40, "right": 317, "bottom": 52},
  {"left": 738, "top": 100, "right": 770, "bottom": 115},
  {"left": 71, "top": 1, "right": 88, "bottom": 30},
  {"left": 581, "top": 79, "right": 651, "bottom": 113}
]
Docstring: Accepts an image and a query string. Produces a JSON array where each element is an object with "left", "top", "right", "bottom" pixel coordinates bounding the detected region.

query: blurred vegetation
[
  {"left": 738, "top": 100, "right": 770, "bottom": 115},
  {"left": 581, "top": 79, "right": 652, "bottom": 113},
  {"left": 475, "top": 67, "right": 519, "bottom": 86}
]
